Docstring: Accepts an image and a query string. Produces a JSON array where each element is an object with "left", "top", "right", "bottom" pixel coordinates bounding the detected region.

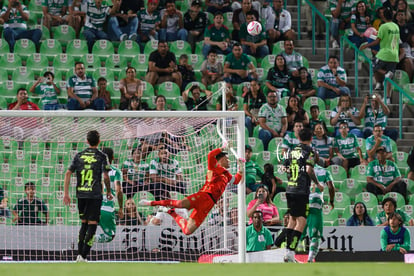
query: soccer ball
[{"left": 247, "top": 21, "right": 262, "bottom": 36}]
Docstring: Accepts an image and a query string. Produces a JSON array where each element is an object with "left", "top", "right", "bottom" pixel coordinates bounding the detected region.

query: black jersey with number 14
[
  {"left": 69, "top": 148, "right": 111, "bottom": 199},
  {"left": 284, "top": 143, "right": 316, "bottom": 195}
]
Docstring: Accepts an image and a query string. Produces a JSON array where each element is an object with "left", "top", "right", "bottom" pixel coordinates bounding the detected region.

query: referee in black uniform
[{"left": 64, "top": 130, "right": 112, "bottom": 262}]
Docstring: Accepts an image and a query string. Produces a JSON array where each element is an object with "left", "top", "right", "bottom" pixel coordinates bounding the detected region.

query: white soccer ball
[{"left": 247, "top": 21, "right": 262, "bottom": 36}]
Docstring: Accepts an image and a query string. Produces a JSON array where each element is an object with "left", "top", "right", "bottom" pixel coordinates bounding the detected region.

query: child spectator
[
  {"left": 159, "top": 0, "right": 187, "bottom": 42},
  {"left": 29, "top": 71, "right": 65, "bottom": 110},
  {"left": 202, "top": 11, "right": 231, "bottom": 58},
  {"left": 177, "top": 54, "right": 196, "bottom": 91},
  {"left": 201, "top": 49, "right": 224, "bottom": 87},
  {"left": 97, "top": 77, "right": 113, "bottom": 110},
  {"left": 309, "top": 105, "right": 323, "bottom": 131}
]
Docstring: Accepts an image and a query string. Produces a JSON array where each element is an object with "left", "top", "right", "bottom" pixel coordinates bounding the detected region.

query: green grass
[{"left": 2, "top": 263, "right": 414, "bottom": 276}]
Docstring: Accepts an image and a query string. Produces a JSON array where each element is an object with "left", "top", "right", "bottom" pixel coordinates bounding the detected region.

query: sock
[
  {"left": 289, "top": 230, "right": 303, "bottom": 251},
  {"left": 308, "top": 237, "right": 320, "bottom": 262},
  {"left": 168, "top": 209, "right": 191, "bottom": 235},
  {"left": 78, "top": 222, "right": 88, "bottom": 255},
  {"left": 151, "top": 199, "right": 183, "bottom": 208},
  {"left": 274, "top": 228, "right": 288, "bottom": 248},
  {"left": 82, "top": 224, "right": 98, "bottom": 259},
  {"left": 285, "top": 228, "right": 294, "bottom": 251}
]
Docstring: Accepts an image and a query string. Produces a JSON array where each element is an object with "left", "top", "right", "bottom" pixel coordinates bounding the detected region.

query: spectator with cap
[
  {"left": 246, "top": 210, "right": 274, "bottom": 252},
  {"left": 366, "top": 146, "right": 407, "bottom": 200},
  {"left": 184, "top": 0, "right": 209, "bottom": 53}
]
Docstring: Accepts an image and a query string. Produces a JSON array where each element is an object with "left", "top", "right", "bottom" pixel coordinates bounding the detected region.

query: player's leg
[
  {"left": 81, "top": 198, "right": 102, "bottom": 260},
  {"left": 95, "top": 208, "right": 116, "bottom": 243},
  {"left": 77, "top": 198, "right": 88, "bottom": 261},
  {"left": 306, "top": 208, "right": 323, "bottom": 263},
  {"left": 140, "top": 197, "right": 191, "bottom": 209}
]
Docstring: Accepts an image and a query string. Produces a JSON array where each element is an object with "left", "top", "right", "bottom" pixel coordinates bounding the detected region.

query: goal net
[{"left": 0, "top": 110, "right": 246, "bottom": 262}]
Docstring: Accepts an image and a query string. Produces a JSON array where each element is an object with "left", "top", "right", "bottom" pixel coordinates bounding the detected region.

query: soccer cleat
[
  {"left": 283, "top": 251, "right": 297, "bottom": 263},
  {"left": 76, "top": 255, "right": 87, "bottom": 263},
  {"left": 138, "top": 200, "right": 152, "bottom": 206},
  {"left": 157, "top": 206, "right": 170, "bottom": 213}
]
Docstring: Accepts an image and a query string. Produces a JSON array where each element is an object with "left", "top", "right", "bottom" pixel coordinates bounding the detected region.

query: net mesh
[{"left": 0, "top": 111, "right": 243, "bottom": 262}]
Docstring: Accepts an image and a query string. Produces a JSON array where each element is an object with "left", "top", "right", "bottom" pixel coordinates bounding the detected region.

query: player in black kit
[
  {"left": 63, "top": 130, "right": 112, "bottom": 262},
  {"left": 282, "top": 127, "right": 321, "bottom": 262}
]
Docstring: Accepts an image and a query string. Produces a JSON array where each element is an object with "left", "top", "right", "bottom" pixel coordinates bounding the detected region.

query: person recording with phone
[
  {"left": 182, "top": 83, "right": 213, "bottom": 111},
  {"left": 246, "top": 185, "right": 281, "bottom": 226},
  {"left": 330, "top": 94, "right": 363, "bottom": 138},
  {"left": 29, "top": 71, "right": 65, "bottom": 110}
]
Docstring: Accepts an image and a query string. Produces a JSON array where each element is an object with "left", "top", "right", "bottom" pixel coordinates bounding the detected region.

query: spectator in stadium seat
[
  {"left": 380, "top": 212, "right": 411, "bottom": 253},
  {"left": 205, "top": 0, "right": 232, "bottom": 14},
  {"left": 331, "top": 121, "right": 367, "bottom": 175},
  {"left": 42, "top": 0, "right": 81, "bottom": 36},
  {"left": 201, "top": 49, "right": 224, "bottom": 87},
  {"left": 121, "top": 146, "right": 151, "bottom": 199},
  {"left": 346, "top": 202, "right": 375, "bottom": 226},
  {"left": 317, "top": 56, "right": 351, "bottom": 100},
  {"left": 232, "top": 0, "right": 259, "bottom": 42},
  {"left": 244, "top": 145, "right": 264, "bottom": 194},
  {"left": 148, "top": 147, "right": 186, "bottom": 200},
  {"left": 261, "top": 163, "right": 284, "bottom": 201},
  {"left": 97, "top": 77, "right": 113, "bottom": 110},
  {"left": 376, "top": 197, "right": 414, "bottom": 226},
  {"left": 202, "top": 11, "right": 231, "bottom": 58},
  {"left": 348, "top": 1, "right": 370, "bottom": 49},
  {"left": 0, "top": 0, "right": 42, "bottom": 52},
  {"left": 358, "top": 93, "right": 398, "bottom": 141},
  {"left": 216, "top": 83, "right": 238, "bottom": 110},
  {"left": 119, "top": 67, "right": 144, "bottom": 110},
  {"left": 281, "top": 40, "right": 304, "bottom": 78},
  {"left": 182, "top": 83, "right": 212, "bottom": 111},
  {"left": 137, "top": 0, "right": 161, "bottom": 48},
  {"left": 265, "top": 54, "right": 294, "bottom": 98},
  {"left": 282, "top": 120, "right": 304, "bottom": 153},
  {"left": 177, "top": 54, "right": 196, "bottom": 91},
  {"left": 154, "top": 95, "right": 169, "bottom": 111},
  {"left": 247, "top": 185, "right": 281, "bottom": 226},
  {"left": 258, "top": 91, "right": 288, "bottom": 150},
  {"left": 312, "top": 122, "right": 334, "bottom": 167},
  {"left": 329, "top": 0, "right": 355, "bottom": 48},
  {"left": 366, "top": 146, "right": 407, "bottom": 200},
  {"left": 0, "top": 188, "right": 11, "bottom": 218},
  {"left": 183, "top": 0, "right": 209, "bottom": 53},
  {"left": 82, "top": 0, "right": 120, "bottom": 53},
  {"left": 246, "top": 210, "right": 274, "bottom": 252},
  {"left": 239, "top": 10, "right": 269, "bottom": 59},
  {"left": 365, "top": 124, "right": 394, "bottom": 162},
  {"left": 267, "top": 0, "right": 295, "bottom": 44},
  {"left": 330, "top": 94, "right": 362, "bottom": 138},
  {"left": 118, "top": 198, "right": 144, "bottom": 225},
  {"left": 159, "top": 0, "right": 188, "bottom": 42},
  {"left": 223, "top": 43, "right": 258, "bottom": 84},
  {"left": 285, "top": 96, "right": 309, "bottom": 132},
  {"left": 243, "top": 79, "right": 267, "bottom": 137},
  {"left": 7, "top": 88, "right": 50, "bottom": 141},
  {"left": 107, "top": 0, "right": 143, "bottom": 41},
  {"left": 293, "top": 67, "right": 316, "bottom": 103},
  {"left": 145, "top": 41, "right": 182, "bottom": 88},
  {"left": 67, "top": 62, "right": 106, "bottom": 110},
  {"left": 29, "top": 71, "right": 65, "bottom": 110},
  {"left": 12, "top": 182, "right": 49, "bottom": 225}
]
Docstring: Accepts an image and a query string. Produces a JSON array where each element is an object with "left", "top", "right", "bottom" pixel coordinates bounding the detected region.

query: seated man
[
  {"left": 317, "top": 56, "right": 351, "bottom": 100},
  {"left": 0, "top": 0, "right": 42, "bottom": 52},
  {"left": 366, "top": 146, "right": 406, "bottom": 200},
  {"left": 239, "top": 10, "right": 269, "bottom": 59},
  {"left": 107, "top": 0, "right": 142, "bottom": 41},
  {"left": 380, "top": 212, "right": 411, "bottom": 253},
  {"left": 329, "top": 0, "right": 354, "bottom": 48},
  {"left": 12, "top": 182, "right": 49, "bottom": 225},
  {"left": 148, "top": 147, "right": 186, "bottom": 200},
  {"left": 281, "top": 40, "right": 304, "bottom": 79},
  {"left": 232, "top": 0, "right": 259, "bottom": 42},
  {"left": 137, "top": 0, "right": 161, "bottom": 47},
  {"left": 366, "top": 124, "right": 394, "bottom": 162},
  {"left": 223, "top": 43, "right": 258, "bottom": 84},
  {"left": 267, "top": 0, "right": 295, "bottom": 45},
  {"left": 42, "top": 0, "right": 81, "bottom": 36},
  {"left": 159, "top": 0, "right": 187, "bottom": 42},
  {"left": 182, "top": 84, "right": 212, "bottom": 111},
  {"left": 202, "top": 11, "right": 231, "bottom": 58},
  {"left": 82, "top": 0, "right": 120, "bottom": 52},
  {"left": 67, "top": 62, "right": 106, "bottom": 110},
  {"left": 376, "top": 197, "right": 414, "bottom": 226},
  {"left": 183, "top": 0, "right": 208, "bottom": 53},
  {"left": 145, "top": 41, "right": 182, "bottom": 88},
  {"left": 246, "top": 210, "right": 273, "bottom": 252}
]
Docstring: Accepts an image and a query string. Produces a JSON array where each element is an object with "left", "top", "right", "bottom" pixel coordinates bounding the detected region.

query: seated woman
[
  {"left": 285, "top": 95, "right": 309, "bottom": 132},
  {"left": 330, "top": 94, "right": 363, "bottom": 137},
  {"left": 312, "top": 122, "right": 334, "bottom": 167},
  {"left": 265, "top": 54, "right": 294, "bottom": 98},
  {"left": 118, "top": 198, "right": 144, "bottom": 225},
  {"left": 119, "top": 67, "right": 143, "bottom": 110},
  {"left": 346, "top": 202, "right": 375, "bottom": 226},
  {"left": 243, "top": 80, "right": 267, "bottom": 137},
  {"left": 348, "top": 1, "right": 371, "bottom": 48},
  {"left": 246, "top": 185, "right": 281, "bottom": 226}
]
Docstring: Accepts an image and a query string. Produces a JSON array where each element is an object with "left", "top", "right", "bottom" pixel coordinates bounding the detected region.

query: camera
[
  {"left": 258, "top": 193, "right": 264, "bottom": 200},
  {"left": 368, "top": 94, "right": 377, "bottom": 99}
]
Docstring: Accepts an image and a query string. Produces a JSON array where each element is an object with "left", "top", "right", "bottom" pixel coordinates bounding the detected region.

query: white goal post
[{"left": 0, "top": 110, "right": 246, "bottom": 262}]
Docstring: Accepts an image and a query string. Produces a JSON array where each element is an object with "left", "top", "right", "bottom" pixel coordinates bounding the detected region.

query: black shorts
[
  {"left": 77, "top": 198, "right": 102, "bottom": 222},
  {"left": 286, "top": 193, "right": 309, "bottom": 218},
  {"left": 373, "top": 58, "right": 397, "bottom": 73}
]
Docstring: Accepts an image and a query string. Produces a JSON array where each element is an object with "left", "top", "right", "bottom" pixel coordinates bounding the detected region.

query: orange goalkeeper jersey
[{"left": 199, "top": 148, "right": 242, "bottom": 202}]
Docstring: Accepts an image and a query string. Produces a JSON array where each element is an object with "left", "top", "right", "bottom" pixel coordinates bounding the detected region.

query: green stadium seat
[
  {"left": 105, "top": 54, "right": 128, "bottom": 80},
  {"left": 130, "top": 54, "right": 149, "bottom": 79},
  {"left": 117, "top": 40, "right": 141, "bottom": 61},
  {"left": 26, "top": 53, "right": 49, "bottom": 77},
  {"left": 0, "top": 69, "right": 9, "bottom": 85},
  {"left": 133, "top": 191, "right": 156, "bottom": 216},
  {"left": 28, "top": 0, "right": 43, "bottom": 24},
  {"left": 393, "top": 151, "right": 409, "bottom": 176},
  {"left": 92, "top": 40, "right": 115, "bottom": 61},
  {"left": 222, "top": 12, "right": 234, "bottom": 32},
  {"left": 302, "top": 56, "right": 309, "bottom": 68},
  {"left": 12, "top": 67, "right": 35, "bottom": 87},
  {"left": 273, "top": 192, "right": 287, "bottom": 210},
  {"left": 171, "top": 97, "right": 187, "bottom": 111},
  {"left": 334, "top": 192, "right": 351, "bottom": 216},
  {"left": 189, "top": 54, "right": 204, "bottom": 71},
  {"left": 260, "top": 55, "right": 276, "bottom": 71},
  {"left": 33, "top": 24, "right": 50, "bottom": 41},
  {"left": 341, "top": 204, "right": 354, "bottom": 220},
  {"left": 272, "top": 41, "right": 285, "bottom": 55},
  {"left": 194, "top": 40, "right": 204, "bottom": 56},
  {"left": 248, "top": 55, "right": 257, "bottom": 67},
  {"left": 357, "top": 138, "right": 367, "bottom": 159},
  {"left": 354, "top": 192, "right": 379, "bottom": 209},
  {"left": 0, "top": 38, "right": 10, "bottom": 54},
  {"left": 14, "top": 39, "right": 36, "bottom": 61},
  {"left": 0, "top": 97, "right": 8, "bottom": 110},
  {"left": 322, "top": 205, "right": 339, "bottom": 224},
  {"left": 40, "top": 39, "right": 63, "bottom": 61},
  {"left": 403, "top": 178, "right": 414, "bottom": 195},
  {"left": 338, "top": 178, "right": 363, "bottom": 200},
  {"left": 318, "top": 109, "right": 334, "bottom": 133},
  {"left": 157, "top": 81, "right": 181, "bottom": 98},
  {"left": 246, "top": 137, "right": 264, "bottom": 153},
  {"left": 325, "top": 97, "right": 339, "bottom": 110},
  {"left": 403, "top": 83, "right": 414, "bottom": 104},
  {"left": 255, "top": 151, "right": 278, "bottom": 169},
  {"left": 327, "top": 165, "right": 347, "bottom": 186},
  {"left": 350, "top": 164, "right": 368, "bottom": 187},
  {"left": 399, "top": 205, "right": 414, "bottom": 217},
  {"left": 169, "top": 40, "right": 192, "bottom": 58},
  {"left": 0, "top": 53, "right": 22, "bottom": 75},
  {"left": 304, "top": 96, "right": 326, "bottom": 114},
  {"left": 80, "top": 54, "right": 102, "bottom": 74},
  {"left": 144, "top": 39, "right": 159, "bottom": 56},
  {"left": 53, "top": 54, "right": 75, "bottom": 76},
  {"left": 2, "top": 80, "right": 22, "bottom": 101},
  {"left": 51, "top": 25, "right": 76, "bottom": 47},
  {"left": 66, "top": 39, "right": 89, "bottom": 62},
  {"left": 336, "top": 217, "right": 347, "bottom": 226},
  {"left": 384, "top": 192, "right": 406, "bottom": 208},
  {"left": 393, "top": 69, "right": 410, "bottom": 86}
]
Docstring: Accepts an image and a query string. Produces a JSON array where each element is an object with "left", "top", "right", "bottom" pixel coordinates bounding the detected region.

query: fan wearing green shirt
[
  {"left": 246, "top": 210, "right": 273, "bottom": 252},
  {"left": 380, "top": 212, "right": 411, "bottom": 253},
  {"left": 376, "top": 197, "right": 414, "bottom": 226},
  {"left": 245, "top": 145, "right": 264, "bottom": 194}
]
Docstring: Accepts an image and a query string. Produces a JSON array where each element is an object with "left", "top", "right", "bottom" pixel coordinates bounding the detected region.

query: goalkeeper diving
[{"left": 140, "top": 142, "right": 244, "bottom": 235}]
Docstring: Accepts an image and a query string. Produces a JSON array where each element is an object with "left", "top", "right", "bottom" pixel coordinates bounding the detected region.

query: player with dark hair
[
  {"left": 140, "top": 144, "right": 244, "bottom": 235},
  {"left": 63, "top": 130, "right": 112, "bottom": 262},
  {"left": 94, "top": 147, "right": 123, "bottom": 243},
  {"left": 283, "top": 127, "right": 320, "bottom": 262}
]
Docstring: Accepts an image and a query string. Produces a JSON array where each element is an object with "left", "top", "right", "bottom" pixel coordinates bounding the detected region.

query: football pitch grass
[{"left": 2, "top": 262, "right": 414, "bottom": 276}]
